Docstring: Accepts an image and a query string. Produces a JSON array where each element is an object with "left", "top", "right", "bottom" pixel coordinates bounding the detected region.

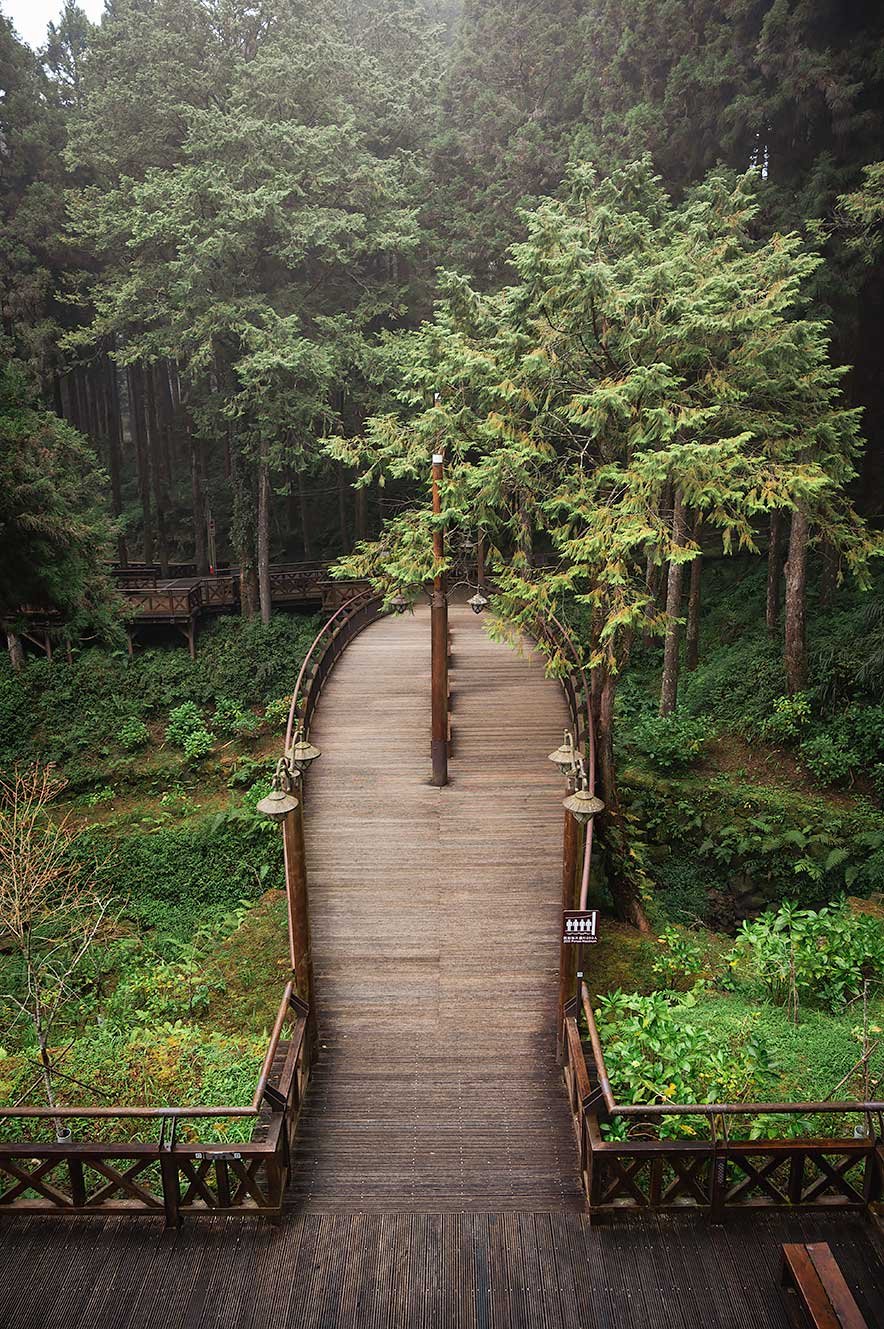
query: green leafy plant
[
  {"left": 760, "top": 693, "right": 812, "bottom": 743},
  {"left": 117, "top": 717, "right": 150, "bottom": 751},
  {"left": 594, "top": 990, "right": 775, "bottom": 1137},
  {"left": 726, "top": 902, "right": 884, "bottom": 1017},
  {"left": 799, "top": 731, "right": 859, "bottom": 785},
  {"left": 651, "top": 926, "right": 707, "bottom": 989},
  {"left": 627, "top": 711, "right": 713, "bottom": 772},
  {"left": 211, "top": 697, "right": 260, "bottom": 738}
]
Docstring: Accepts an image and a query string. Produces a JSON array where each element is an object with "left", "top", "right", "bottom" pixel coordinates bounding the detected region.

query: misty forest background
[{"left": 4, "top": 1, "right": 884, "bottom": 1126}]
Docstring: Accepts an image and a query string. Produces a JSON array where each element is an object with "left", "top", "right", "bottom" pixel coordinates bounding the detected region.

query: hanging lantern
[
  {"left": 289, "top": 727, "right": 321, "bottom": 774},
  {"left": 562, "top": 783, "right": 605, "bottom": 825},
  {"left": 468, "top": 591, "right": 489, "bottom": 616},
  {"left": 390, "top": 592, "right": 409, "bottom": 615},
  {"left": 256, "top": 758, "right": 300, "bottom": 821},
  {"left": 547, "top": 729, "right": 577, "bottom": 776}
]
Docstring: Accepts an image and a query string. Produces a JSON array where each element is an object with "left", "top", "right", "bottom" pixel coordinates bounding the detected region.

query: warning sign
[{"left": 562, "top": 910, "right": 599, "bottom": 944}]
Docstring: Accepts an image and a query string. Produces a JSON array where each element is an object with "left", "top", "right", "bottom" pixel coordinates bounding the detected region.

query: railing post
[
  {"left": 159, "top": 1118, "right": 181, "bottom": 1228},
  {"left": 68, "top": 1155, "right": 86, "bottom": 1209}
]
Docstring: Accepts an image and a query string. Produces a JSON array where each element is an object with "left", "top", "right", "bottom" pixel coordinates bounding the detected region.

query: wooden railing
[
  {"left": 0, "top": 584, "right": 386, "bottom": 1225},
  {"left": 0, "top": 987, "right": 311, "bottom": 1224},
  {"left": 562, "top": 983, "right": 884, "bottom": 1221}
]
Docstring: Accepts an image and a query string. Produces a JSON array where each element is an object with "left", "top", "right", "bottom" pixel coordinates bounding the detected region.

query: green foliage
[
  {"left": 624, "top": 767, "right": 884, "bottom": 924},
  {"left": 117, "top": 717, "right": 150, "bottom": 751},
  {"left": 211, "top": 697, "right": 260, "bottom": 738},
  {"left": 760, "top": 694, "right": 812, "bottom": 743},
  {"left": 651, "top": 927, "right": 707, "bottom": 989},
  {"left": 595, "top": 989, "right": 776, "bottom": 1137},
  {"left": 78, "top": 812, "right": 281, "bottom": 937},
  {"left": 799, "top": 731, "right": 859, "bottom": 785},
  {"left": 627, "top": 711, "right": 713, "bottom": 771},
  {"left": 165, "top": 703, "right": 215, "bottom": 760},
  {"left": 727, "top": 902, "right": 884, "bottom": 1015}
]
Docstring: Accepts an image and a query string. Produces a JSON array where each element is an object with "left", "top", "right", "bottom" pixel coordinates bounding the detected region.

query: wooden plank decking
[
  {"left": 1, "top": 1210, "right": 882, "bottom": 1328},
  {"left": 292, "top": 601, "right": 583, "bottom": 1211},
  {"left": 2, "top": 601, "right": 883, "bottom": 1326}
]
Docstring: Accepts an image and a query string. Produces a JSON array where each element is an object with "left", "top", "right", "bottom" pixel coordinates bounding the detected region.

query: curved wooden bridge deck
[
  {"left": 295, "top": 600, "right": 582, "bottom": 1211},
  {"left": 2, "top": 604, "right": 883, "bottom": 1327}
]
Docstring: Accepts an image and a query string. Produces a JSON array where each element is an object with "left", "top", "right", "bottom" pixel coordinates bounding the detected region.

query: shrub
[
  {"left": 117, "top": 717, "right": 150, "bottom": 751},
  {"left": 594, "top": 989, "right": 775, "bottom": 1135},
  {"left": 627, "top": 711, "right": 713, "bottom": 771},
  {"left": 181, "top": 728, "right": 215, "bottom": 762},
  {"left": 759, "top": 693, "right": 812, "bottom": 743},
  {"left": 799, "top": 731, "right": 859, "bottom": 785},
  {"left": 211, "top": 697, "right": 260, "bottom": 738},
  {"left": 165, "top": 702, "right": 205, "bottom": 747},
  {"left": 727, "top": 902, "right": 884, "bottom": 1015},
  {"left": 263, "top": 696, "right": 293, "bottom": 729},
  {"left": 651, "top": 926, "right": 707, "bottom": 989}
]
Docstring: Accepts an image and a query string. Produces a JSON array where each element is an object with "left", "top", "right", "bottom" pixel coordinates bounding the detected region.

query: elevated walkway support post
[
  {"left": 282, "top": 790, "right": 316, "bottom": 1053},
  {"left": 430, "top": 450, "right": 449, "bottom": 787}
]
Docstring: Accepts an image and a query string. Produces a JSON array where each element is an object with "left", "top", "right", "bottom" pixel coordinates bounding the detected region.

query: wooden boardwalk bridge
[{"left": 1, "top": 602, "right": 883, "bottom": 1326}]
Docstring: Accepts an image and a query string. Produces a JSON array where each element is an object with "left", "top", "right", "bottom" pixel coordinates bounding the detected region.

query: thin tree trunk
[
  {"left": 145, "top": 367, "right": 169, "bottom": 577},
  {"left": 257, "top": 445, "right": 272, "bottom": 625},
  {"left": 685, "top": 512, "right": 702, "bottom": 672},
  {"left": 5, "top": 627, "right": 24, "bottom": 672},
  {"left": 297, "top": 470, "right": 313, "bottom": 562},
  {"left": 127, "top": 364, "right": 154, "bottom": 564},
  {"left": 766, "top": 510, "right": 782, "bottom": 634},
  {"left": 784, "top": 508, "right": 809, "bottom": 694},
  {"left": 660, "top": 491, "right": 687, "bottom": 715},
  {"left": 355, "top": 484, "right": 368, "bottom": 543},
  {"left": 642, "top": 550, "right": 659, "bottom": 648},
  {"left": 105, "top": 352, "right": 128, "bottom": 566},
  {"left": 337, "top": 463, "right": 350, "bottom": 552},
  {"left": 153, "top": 361, "right": 175, "bottom": 494},
  {"left": 189, "top": 426, "right": 209, "bottom": 575},
  {"left": 231, "top": 442, "right": 258, "bottom": 618}
]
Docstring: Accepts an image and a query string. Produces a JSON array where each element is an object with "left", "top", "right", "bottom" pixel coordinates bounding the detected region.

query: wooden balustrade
[
  {"left": 561, "top": 993, "right": 884, "bottom": 1220},
  {"left": 0, "top": 591, "right": 385, "bottom": 1227},
  {"left": 0, "top": 990, "right": 311, "bottom": 1225}
]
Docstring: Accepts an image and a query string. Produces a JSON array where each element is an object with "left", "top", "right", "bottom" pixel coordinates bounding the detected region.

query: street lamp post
[
  {"left": 430, "top": 450, "right": 449, "bottom": 787},
  {"left": 257, "top": 753, "right": 318, "bottom": 1048},
  {"left": 557, "top": 769, "right": 581, "bottom": 1058}
]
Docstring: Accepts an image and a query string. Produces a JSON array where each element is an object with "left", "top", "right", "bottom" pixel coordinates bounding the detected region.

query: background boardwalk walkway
[{"left": 291, "top": 602, "right": 583, "bottom": 1211}]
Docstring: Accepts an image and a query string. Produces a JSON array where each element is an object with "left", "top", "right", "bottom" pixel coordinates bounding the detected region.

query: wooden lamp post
[
  {"left": 430, "top": 449, "right": 449, "bottom": 787},
  {"left": 257, "top": 750, "right": 318, "bottom": 1044}
]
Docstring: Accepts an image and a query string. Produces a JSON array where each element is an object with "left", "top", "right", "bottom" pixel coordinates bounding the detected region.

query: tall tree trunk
[
  {"left": 153, "top": 361, "right": 175, "bottom": 494},
  {"left": 145, "top": 367, "right": 169, "bottom": 577},
  {"left": 297, "top": 470, "right": 313, "bottom": 562},
  {"left": 766, "top": 510, "right": 782, "bottom": 634},
  {"left": 660, "top": 491, "right": 687, "bottom": 715},
  {"left": 127, "top": 364, "right": 154, "bottom": 564},
  {"left": 189, "top": 427, "right": 209, "bottom": 575},
  {"left": 5, "top": 627, "right": 24, "bottom": 672},
  {"left": 104, "top": 351, "right": 128, "bottom": 566},
  {"left": 231, "top": 442, "right": 258, "bottom": 618},
  {"left": 355, "top": 484, "right": 368, "bottom": 543},
  {"left": 337, "top": 463, "right": 350, "bottom": 552},
  {"left": 257, "top": 445, "right": 272, "bottom": 625},
  {"left": 642, "top": 549, "right": 659, "bottom": 647},
  {"left": 784, "top": 508, "right": 809, "bottom": 694},
  {"left": 685, "top": 512, "right": 702, "bottom": 672}
]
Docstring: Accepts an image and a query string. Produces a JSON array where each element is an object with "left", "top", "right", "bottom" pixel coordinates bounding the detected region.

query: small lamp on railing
[
  {"left": 257, "top": 757, "right": 300, "bottom": 821},
  {"left": 562, "top": 776, "right": 605, "bottom": 825},
  {"left": 390, "top": 591, "right": 409, "bottom": 615},
  {"left": 467, "top": 590, "right": 489, "bottom": 616},
  {"left": 548, "top": 729, "right": 578, "bottom": 777},
  {"left": 289, "top": 725, "right": 321, "bottom": 775}
]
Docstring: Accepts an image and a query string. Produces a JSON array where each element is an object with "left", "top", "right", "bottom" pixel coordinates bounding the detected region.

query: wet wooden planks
[
  {"left": 290, "top": 601, "right": 582, "bottom": 1211},
  {"left": 1, "top": 1210, "right": 882, "bottom": 1328}
]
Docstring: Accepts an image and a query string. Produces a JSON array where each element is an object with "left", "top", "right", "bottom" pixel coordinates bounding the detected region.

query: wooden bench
[{"left": 781, "top": 1243, "right": 869, "bottom": 1329}]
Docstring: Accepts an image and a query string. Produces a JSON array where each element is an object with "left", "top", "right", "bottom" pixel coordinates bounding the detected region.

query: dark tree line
[{"left": 2, "top": 0, "right": 883, "bottom": 678}]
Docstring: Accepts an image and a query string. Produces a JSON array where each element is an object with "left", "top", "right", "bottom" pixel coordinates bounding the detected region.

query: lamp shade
[{"left": 562, "top": 786, "right": 605, "bottom": 824}]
